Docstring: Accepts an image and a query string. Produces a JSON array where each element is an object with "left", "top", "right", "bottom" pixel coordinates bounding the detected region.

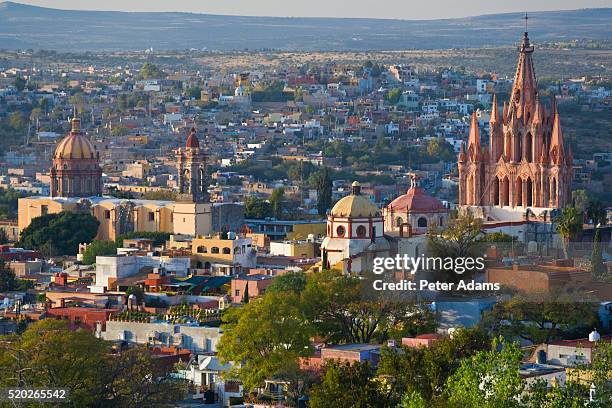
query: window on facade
[
  {"left": 356, "top": 225, "right": 367, "bottom": 238},
  {"left": 211, "top": 247, "right": 219, "bottom": 254},
  {"left": 197, "top": 246, "right": 207, "bottom": 254},
  {"left": 418, "top": 217, "right": 428, "bottom": 228},
  {"left": 222, "top": 247, "right": 231, "bottom": 254},
  {"left": 336, "top": 225, "right": 346, "bottom": 237},
  {"left": 396, "top": 217, "right": 403, "bottom": 227},
  {"left": 41, "top": 205, "right": 48, "bottom": 216},
  {"left": 104, "top": 210, "right": 111, "bottom": 219},
  {"left": 148, "top": 212, "right": 155, "bottom": 221},
  {"left": 439, "top": 216, "right": 444, "bottom": 227},
  {"left": 235, "top": 289, "right": 240, "bottom": 297}
]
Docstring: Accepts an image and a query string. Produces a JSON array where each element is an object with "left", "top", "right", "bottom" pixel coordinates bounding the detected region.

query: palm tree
[{"left": 555, "top": 207, "right": 582, "bottom": 259}]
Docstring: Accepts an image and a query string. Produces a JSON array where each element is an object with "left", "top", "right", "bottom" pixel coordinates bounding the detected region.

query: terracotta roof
[
  {"left": 387, "top": 186, "right": 446, "bottom": 213},
  {"left": 185, "top": 127, "right": 200, "bottom": 148}
]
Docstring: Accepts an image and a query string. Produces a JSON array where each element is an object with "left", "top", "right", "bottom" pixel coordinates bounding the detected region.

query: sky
[{"left": 13, "top": 0, "right": 612, "bottom": 20}]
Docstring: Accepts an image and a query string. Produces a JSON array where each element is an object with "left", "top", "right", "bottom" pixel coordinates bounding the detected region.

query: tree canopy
[
  {"left": 0, "top": 319, "right": 186, "bottom": 407},
  {"left": 18, "top": 211, "right": 99, "bottom": 256},
  {"left": 81, "top": 240, "right": 118, "bottom": 265}
]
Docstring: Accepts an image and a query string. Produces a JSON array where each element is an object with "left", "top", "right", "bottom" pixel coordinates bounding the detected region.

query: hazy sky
[{"left": 15, "top": 0, "right": 612, "bottom": 19}]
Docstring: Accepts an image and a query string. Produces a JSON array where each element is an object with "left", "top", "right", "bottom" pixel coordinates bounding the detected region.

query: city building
[
  {"left": 321, "top": 181, "right": 389, "bottom": 273},
  {"left": 458, "top": 31, "right": 572, "bottom": 222}
]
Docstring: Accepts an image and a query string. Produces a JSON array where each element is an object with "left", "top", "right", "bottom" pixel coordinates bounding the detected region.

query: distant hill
[{"left": 0, "top": 1, "right": 610, "bottom": 51}]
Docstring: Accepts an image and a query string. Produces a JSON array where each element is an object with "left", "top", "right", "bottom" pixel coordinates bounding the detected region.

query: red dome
[
  {"left": 387, "top": 186, "right": 446, "bottom": 213},
  {"left": 185, "top": 127, "right": 200, "bottom": 148}
]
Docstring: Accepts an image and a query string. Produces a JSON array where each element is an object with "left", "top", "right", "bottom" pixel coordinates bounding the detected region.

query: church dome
[
  {"left": 54, "top": 118, "right": 96, "bottom": 160},
  {"left": 330, "top": 181, "right": 380, "bottom": 218},
  {"left": 388, "top": 185, "right": 445, "bottom": 213},
  {"left": 185, "top": 127, "right": 200, "bottom": 148}
]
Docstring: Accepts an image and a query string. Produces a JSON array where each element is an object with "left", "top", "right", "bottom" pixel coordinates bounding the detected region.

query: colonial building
[
  {"left": 321, "top": 182, "right": 389, "bottom": 273},
  {"left": 458, "top": 30, "right": 572, "bottom": 221},
  {"left": 50, "top": 118, "right": 102, "bottom": 198},
  {"left": 174, "top": 127, "right": 213, "bottom": 238},
  {"left": 19, "top": 127, "right": 213, "bottom": 241},
  {"left": 384, "top": 176, "right": 450, "bottom": 235}
]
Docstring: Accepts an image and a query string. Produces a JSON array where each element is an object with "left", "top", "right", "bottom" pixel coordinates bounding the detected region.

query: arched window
[
  {"left": 516, "top": 179, "right": 523, "bottom": 207},
  {"left": 234, "top": 247, "right": 242, "bottom": 255},
  {"left": 356, "top": 225, "right": 367, "bottom": 238},
  {"left": 417, "top": 217, "right": 428, "bottom": 228},
  {"left": 222, "top": 247, "right": 231, "bottom": 254},
  {"left": 395, "top": 217, "right": 403, "bottom": 227},
  {"left": 439, "top": 216, "right": 444, "bottom": 227},
  {"left": 525, "top": 133, "right": 533, "bottom": 162},
  {"left": 197, "top": 246, "right": 207, "bottom": 253},
  {"left": 526, "top": 178, "right": 533, "bottom": 207},
  {"left": 336, "top": 226, "right": 346, "bottom": 237},
  {"left": 211, "top": 247, "right": 219, "bottom": 254}
]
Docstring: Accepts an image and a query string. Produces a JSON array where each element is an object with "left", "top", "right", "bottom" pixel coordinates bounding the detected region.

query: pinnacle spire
[
  {"left": 549, "top": 113, "right": 566, "bottom": 165},
  {"left": 467, "top": 111, "right": 482, "bottom": 162},
  {"left": 490, "top": 94, "right": 499, "bottom": 124}
]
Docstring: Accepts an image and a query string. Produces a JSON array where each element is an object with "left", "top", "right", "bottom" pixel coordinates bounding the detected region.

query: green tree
[
  {"left": 426, "top": 213, "right": 484, "bottom": 282},
  {"left": 0, "top": 260, "right": 18, "bottom": 291},
  {"left": 244, "top": 197, "right": 272, "bottom": 219},
  {"left": 186, "top": 86, "right": 201, "bottom": 99},
  {"left": 555, "top": 206, "right": 583, "bottom": 259},
  {"left": 480, "top": 292, "right": 598, "bottom": 344},
  {"left": 587, "top": 200, "right": 607, "bottom": 226},
  {"left": 445, "top": 338, "right": 525, "bottom": 408},
  {"left": 18, "top": 211, "right": 99, "bottom": 256},
  {"left": 13, "top": 76, "right": 26, "bottom": 91},
  {"left": 378, "top": 328, "right": 490, "bottom": 404},
  {"left": 270, "top": 187, "right": 285, "bottom": 219},
  {"left": 125, "top": 286, "right": 145, "bottom": 305},
  {"left": 141, "top": 189, "right": 177, "bottom": 201},
  {"left": 0, "top": 319, "right": 186, "bottom": 407},
  {"left": 387, "top": 88, "right": 402, "bottom": 105},
  {"left": 309, "top": 361, "right": 387, "bottom": 408},
  {"left": 314, "top": 167, "right": 333, "bottom": 217},
  {"left": 217, "top": 291, "right": 313, "bottom": 392},
  {"left": 138, "top": 62, "right": 167, "bottom": 79},
  {"left": 81, "top": 240, "right": 117, "bottom": 265},
  {"left": 302, "top": 270, "right": 433, "bottom": 344},
  {"left": 571, "top": 189, "right": 589, "bottom": 213},
  {"left": 267, "top": 272, "right": 308, "bottom": 294},
  {"left": 9, "top": 112, "right": 26, "bottom": 131}
]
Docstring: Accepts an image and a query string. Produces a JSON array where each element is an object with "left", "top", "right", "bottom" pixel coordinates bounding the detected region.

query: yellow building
[
  {"left": 190, "top": 233, "right": 256, "bottom": 275},
  {"left": 18, "top": 125, "right": 213, "bottom": 242}
]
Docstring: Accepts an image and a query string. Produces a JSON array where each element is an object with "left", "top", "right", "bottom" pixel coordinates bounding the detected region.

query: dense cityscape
[{"left": 0, "top": 2, "right": 611, "bottom": 407}]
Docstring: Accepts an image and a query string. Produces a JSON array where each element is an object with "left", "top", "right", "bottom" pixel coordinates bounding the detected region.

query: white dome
[{"left": 589, "top": 330, "right": 601, "bottom": 342}]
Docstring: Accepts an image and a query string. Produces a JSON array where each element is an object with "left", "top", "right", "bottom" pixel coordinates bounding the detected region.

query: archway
[
  {"left": 526, "top": 178, "right": 533, "bottom": 207},
  {"left": 525, "top": 133, "right": 533, "bottom": 162},
  {"left": 494, "top": 177, "right": 500, "bottom": 205},
  {"left": 502, "top": 177, "right": 510, "bottom": 206},
  {"left": 516, "top": 179, "right": 523, "bottom": 207}
]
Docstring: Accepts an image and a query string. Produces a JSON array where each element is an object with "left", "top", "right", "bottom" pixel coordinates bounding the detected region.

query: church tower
[
  {"left": 177, "top": 127, "right": 208, "bottom": 203},
  {"left": 173, "top": 127, "right": 212, "bottom": 237},
  {"left": 50, "top": 117, "right": 102, "bottom": 198},
  {"left": 458, "top": 26, "right": 572, "bottom": 220}
]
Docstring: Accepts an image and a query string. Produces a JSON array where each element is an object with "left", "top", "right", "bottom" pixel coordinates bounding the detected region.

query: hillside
[{"left": 0, "top": 1, "right": 611, "bottom": 51}]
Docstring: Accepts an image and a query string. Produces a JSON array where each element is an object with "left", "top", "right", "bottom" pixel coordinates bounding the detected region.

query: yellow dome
[
  {"left": 54, "top": 119, "right": 96, "bottom": 160},
  {"left": 330, "top": 182, "right": 380, "bottom": 218}
]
